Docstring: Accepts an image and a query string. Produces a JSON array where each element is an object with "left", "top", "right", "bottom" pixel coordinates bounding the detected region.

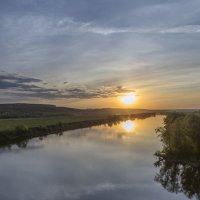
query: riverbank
[
  {"left": 0, "top": 112, "right": 156, "bottom": 147},
  {"left": 155, "top": 112, "right": 200, "bottom": 168}
]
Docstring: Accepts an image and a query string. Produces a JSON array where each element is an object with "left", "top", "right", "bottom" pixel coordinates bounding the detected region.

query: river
[{"left": 0, "top": 115, "right": 193, "bottom": 200}]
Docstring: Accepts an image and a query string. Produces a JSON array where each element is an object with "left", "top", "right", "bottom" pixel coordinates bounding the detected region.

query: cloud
[
  {"left": 1, "top": 15, "right": 132, "bottom": 38},
  {"left": 81, "top": 24, "right": 200, "bottom": 35},
  {"left": 0, "top": 73, "right": 134, "bottom": 100},
  {"left": 0, "top": 0, "right": 200, "bottom": 107},
  {"left": 0, "top": 74, "right": 57, "bottom": 93},
  {"left": 3, "top": 15, "right": 200, "bottom": 40},
  {"left": 0, "top": 74, "right": 42, "bottom": 84},
  {"left": 160, "top": 25, "right": 200, "bottom": 34},
  {"left": 86, "top": 25, "right": 200, "bottom": 35}
]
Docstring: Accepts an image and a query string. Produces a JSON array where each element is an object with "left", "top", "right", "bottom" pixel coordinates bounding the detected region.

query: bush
[
  {"left": 157, "top": 112, "right": 200, "bottom": 156},
  {"left": 14, "top": 125, "right": 29, "bottom": 134}
]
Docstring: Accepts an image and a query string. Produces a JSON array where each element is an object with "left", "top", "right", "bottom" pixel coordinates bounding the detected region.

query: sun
[{"left": 120, "top": 93, "right": 137, "bottom": 106}]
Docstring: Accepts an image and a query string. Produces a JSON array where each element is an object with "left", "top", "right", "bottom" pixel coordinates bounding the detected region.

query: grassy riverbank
[
  {"left": 0, "top": 103, "right": 158, "bottom": 132},
  {"left": 0, "top": 112, "right": 156, "bottom": 147},
  {"left": 0, "top": 115, "right": 102, "bottom": 132}
]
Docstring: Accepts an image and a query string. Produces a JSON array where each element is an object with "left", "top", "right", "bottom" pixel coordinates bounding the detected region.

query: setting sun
[{"left": 120, "top": 93, "right": 137, "bottom": 106}]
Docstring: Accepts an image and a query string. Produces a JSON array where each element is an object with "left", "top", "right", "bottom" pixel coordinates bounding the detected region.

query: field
[
  {"left": 0, "top": 112, "right": 157, "bottom": 147},
  {"left": 0, "top": 115, "right": 101, "bottom": 132},
  {"left": 0, "top": 103, "right": 157, "bottom": 132}
]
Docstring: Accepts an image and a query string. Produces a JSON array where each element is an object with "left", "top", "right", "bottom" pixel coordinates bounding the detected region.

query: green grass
[
  {"left": 0, "top": 111, "right": 160, "bottom": 133},
  {"left": 0, "top": 115, "right": 101, "bottom": 132}
]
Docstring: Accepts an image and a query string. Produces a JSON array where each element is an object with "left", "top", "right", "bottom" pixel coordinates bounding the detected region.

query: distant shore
[{"left": 0, "top": 112, "right": 156, "bottom": 147}]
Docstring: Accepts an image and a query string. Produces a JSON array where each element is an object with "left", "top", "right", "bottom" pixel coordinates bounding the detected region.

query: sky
[{"left": 0, "top": 0, "right": 200, "bottom": 109}]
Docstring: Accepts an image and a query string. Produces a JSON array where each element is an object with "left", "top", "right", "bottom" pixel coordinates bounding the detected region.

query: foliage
[
  {"left": 14, "top": 125, "right": 29, "bottom": 134},
  {"left": 155, "top": 112, "right": 200, "bottom": 199},
  {"left": 156, "top": 112, "right": 200, "bottom": 157},
  {"left": 154, "top": 155, "right": 200, "bottom": 199}
]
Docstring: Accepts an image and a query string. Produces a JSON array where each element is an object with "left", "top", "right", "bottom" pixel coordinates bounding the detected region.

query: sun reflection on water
[{"left": 121, "top": 120, "right": 135, "bottom": 132}]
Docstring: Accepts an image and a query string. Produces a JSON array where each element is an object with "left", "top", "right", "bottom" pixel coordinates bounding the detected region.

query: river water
[{"left": 0, "top": 115, "right": 193, "bottom": 200}]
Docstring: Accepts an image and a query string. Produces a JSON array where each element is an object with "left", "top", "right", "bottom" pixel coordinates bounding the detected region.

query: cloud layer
[
  {"left": 0, "top": 73, "right": 134, "bottom": 100},
  {"left": 0, "top": 0, "right": 200, "bottom": 107}
]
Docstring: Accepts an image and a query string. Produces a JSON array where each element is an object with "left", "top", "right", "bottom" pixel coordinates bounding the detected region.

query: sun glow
[
  {"left": 121, "top": 120, "right": 135, "bottom": 132},
  {"left": 120, "top": 93, "right": 137, "bottom": 106}
]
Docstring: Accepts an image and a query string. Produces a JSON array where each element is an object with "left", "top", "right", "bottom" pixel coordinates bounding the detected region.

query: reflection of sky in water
[{"left": 0, "top": 116, "right": 191, "bottom": 200}]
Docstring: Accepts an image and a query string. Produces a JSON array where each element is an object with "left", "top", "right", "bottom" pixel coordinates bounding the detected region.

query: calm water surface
[{"left": 0, "top": 116, "right": 193, "bottom": 200}]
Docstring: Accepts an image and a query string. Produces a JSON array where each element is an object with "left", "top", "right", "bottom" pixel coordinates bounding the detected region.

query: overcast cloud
[{"left": 0, "top": 0, "right": 200, "bottom": 107}]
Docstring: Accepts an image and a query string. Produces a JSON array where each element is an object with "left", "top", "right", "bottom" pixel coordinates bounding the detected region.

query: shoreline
[{"left": 0, "top": 112, "right": 156, "bottom": 147}]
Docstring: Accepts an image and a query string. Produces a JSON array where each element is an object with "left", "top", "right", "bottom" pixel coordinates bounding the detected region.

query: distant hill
[
  {"left": 0, "top": 104, "right": 82, "bottom": 118},
  {"left": 1, "top": 103, "right": 198, "bottom": 119},
  {"left": 0, "top": 103, "right": 155, "bottom": 119},
  {"left": 171, "top": 109, "right": 200, "bottom": 113}
]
